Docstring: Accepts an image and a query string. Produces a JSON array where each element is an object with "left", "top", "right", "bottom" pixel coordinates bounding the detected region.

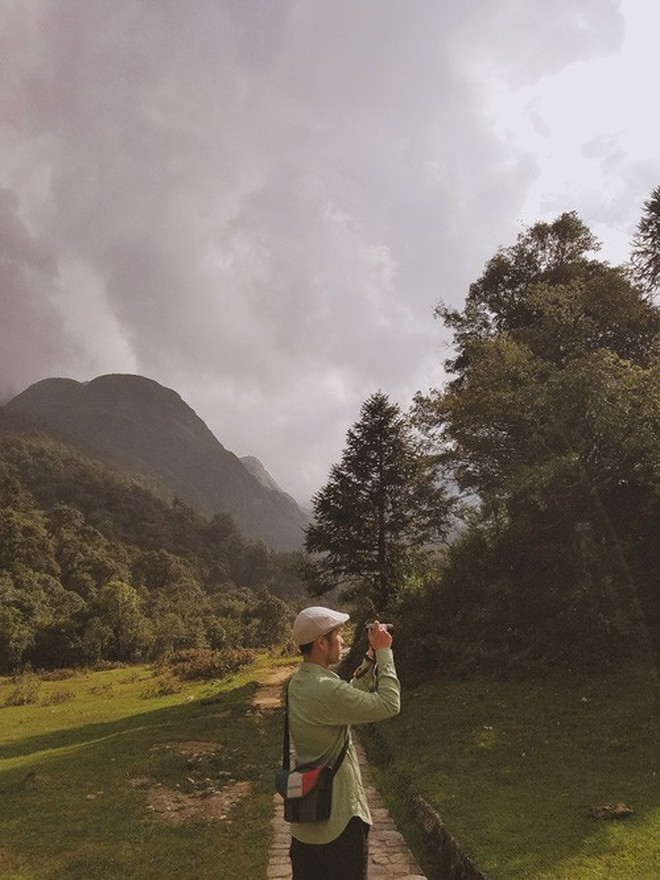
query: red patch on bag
[{"left": 300, "top": 765, "right": 325, "bottom": 796}]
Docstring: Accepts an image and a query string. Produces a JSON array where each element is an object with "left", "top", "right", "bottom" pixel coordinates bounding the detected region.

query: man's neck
[{"left": 302, "top": 653, "right": 329, "bottom": 668}]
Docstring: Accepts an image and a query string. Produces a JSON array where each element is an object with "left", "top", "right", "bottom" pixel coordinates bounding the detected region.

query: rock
[{"left": 589, "top": 803, "right": 633, "bottom": 820}]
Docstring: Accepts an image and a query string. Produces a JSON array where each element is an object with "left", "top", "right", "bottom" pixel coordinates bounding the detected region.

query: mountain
[
  {"left": 3, "top": 374, "right": 309, "bottom": 550},
  {"left": 240, "top": 456, "right": 283, "bottom": 493}
]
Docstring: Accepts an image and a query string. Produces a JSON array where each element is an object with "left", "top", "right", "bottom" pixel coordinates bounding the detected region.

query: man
[{"left": 286, "top": 606, "right": 400, "bottom": 879}]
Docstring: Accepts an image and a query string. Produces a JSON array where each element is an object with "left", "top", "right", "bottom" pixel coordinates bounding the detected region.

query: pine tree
[
  {"left": 631, "top": 185, "right": 660, "bottom": 294},
  {"left": 303, "top": 392, "right": 451, "bottom": 613}
]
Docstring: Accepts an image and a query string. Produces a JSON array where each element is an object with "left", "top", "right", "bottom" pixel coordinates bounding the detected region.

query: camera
[{"left": 364, "top": 622, "right": 394, "bottom": 631}]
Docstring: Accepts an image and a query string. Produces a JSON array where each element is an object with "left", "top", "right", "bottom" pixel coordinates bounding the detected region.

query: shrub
[
  {"left": 141, "top": 673, "right": 182, "bottom": 698},
  {"left": 87, "top": 683, "right": 113, "bottom": 696},
  {"left": 164, "top": 647, "right": 253, "bottom": 681},
  {"left": 92, "top": 660, "right": 127, "bottom": 671},
  {"left": 120, "top": 670, "right": 144, "bottom": 684},
  {"left": 38, "top": 668, "right": 78, "bottom": 681},
  {"left": 4, "top": 672, "right": 41, "bottom": 706},
  {"left": 42, "top": 688, "right": 75, "bottom": 705}
]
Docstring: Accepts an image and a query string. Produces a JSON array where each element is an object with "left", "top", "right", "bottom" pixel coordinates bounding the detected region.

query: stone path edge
[{"left": 359, "top": 724, "right": 492, "bottom": 880}]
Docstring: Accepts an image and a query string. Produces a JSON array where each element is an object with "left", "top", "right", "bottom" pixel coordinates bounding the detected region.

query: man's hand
[{"left": 368, "top": 620, "right": 392, "bottom": 651}]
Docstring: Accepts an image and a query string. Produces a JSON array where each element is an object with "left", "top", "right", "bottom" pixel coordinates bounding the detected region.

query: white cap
[{"left": 293, "top": 606, "right": 350, "bottom": 646}]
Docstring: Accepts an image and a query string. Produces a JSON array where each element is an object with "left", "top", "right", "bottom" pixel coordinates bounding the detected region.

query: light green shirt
[{"left": 287, "top": 647, "right": 400, "bottom": 844}]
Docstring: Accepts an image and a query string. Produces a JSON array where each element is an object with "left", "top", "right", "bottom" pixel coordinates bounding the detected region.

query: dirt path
[
  {"left": 252, "top": 665, "right": 298, "bottom": 711},
  {"left": 255, "top": 667, "right": 426, "bottom": 880}
]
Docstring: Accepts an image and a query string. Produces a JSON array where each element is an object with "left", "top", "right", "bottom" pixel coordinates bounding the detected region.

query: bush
[
  {"left": 120, "top": 670, "right": 144, "bottom": 684},
  {"left": 38, "top": 668, "right": 78, "bottom": 681},
  {"left": 4, "top": 672, "right": 41, "bottom": 706},
  {"left": 163, "top": 647, "right": 253, "bottom": 681},
  {"left": 42, "top": 688, "right": 75, "bottom": 705},
  {"left": 87, "top": 683, "right": 113, "bottom": 696},
  {"left": 92, "top": 660, "right": 127, "bottom": 671},
  {"left": 393, "top": 518, "right": 651, "bottom": 678},
  {"left": 141, "top": 673, "right": 182, "bottom": 698}
]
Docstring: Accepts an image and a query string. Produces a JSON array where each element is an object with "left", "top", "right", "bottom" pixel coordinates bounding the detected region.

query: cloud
[
  {"left": 0, "top": 0, "right": 638, "bottom": 500},
  {"left": 0, "top": 187, "right": 75, "bottom": 398},
  {"left": 456, "top": 0, "right": 622, "bottom": 86}
]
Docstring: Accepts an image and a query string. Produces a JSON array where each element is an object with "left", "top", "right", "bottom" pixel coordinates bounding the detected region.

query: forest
[
  {"left": 0, "top": 431, "right": 300, "bottom": 672},
  {"left": 304, "top": 200, "right": 659, "bottom": 676}
]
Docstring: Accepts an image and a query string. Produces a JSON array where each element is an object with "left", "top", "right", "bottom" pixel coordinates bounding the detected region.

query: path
[{"left": 254, "top": 667, "right": 426, "bottom": 880}]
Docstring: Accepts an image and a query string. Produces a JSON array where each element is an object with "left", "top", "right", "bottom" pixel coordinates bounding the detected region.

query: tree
[
  {"left": 417, "top": 213, "right": 659, "bottom": 506},
  {"left": 0, "top": 508, "right": 59, "bottom": 576},
  {"left": 414, "top": 213, "right": 659, "bottom": 663},
  {"left": 94, "top": 579, "right": 154, "bottom": 661},
  {"left": 631, "top": 185, "right": 660, "bottom": 294},
  {"left": 243, "top": 590, "right": 292, "bottom": 647},
  {"left": 303, "top": 392, "right": 452, "bottom": 613},
  {"left": 0, "top": 573, "right": 36, "bottom": 672}
]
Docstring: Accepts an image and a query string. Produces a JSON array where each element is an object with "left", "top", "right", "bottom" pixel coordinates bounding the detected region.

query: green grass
[
  {"left": 361, "top": 667, "right": 658, "bottom": 880},
  {"left": 4, "top": 657, "right": 655, "bottom": 879},
  {"left": 0, "top": 657, "right": 286, "bottom": 879}
]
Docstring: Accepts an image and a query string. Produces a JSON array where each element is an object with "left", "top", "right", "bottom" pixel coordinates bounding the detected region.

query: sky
[{"left": 1, "top": 0, "right": 658, "bottom": 504}]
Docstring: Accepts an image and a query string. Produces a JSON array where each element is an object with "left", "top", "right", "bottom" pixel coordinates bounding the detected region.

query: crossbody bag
[{"left": 275, "top": 682, "right": 350, "bottom": 823}]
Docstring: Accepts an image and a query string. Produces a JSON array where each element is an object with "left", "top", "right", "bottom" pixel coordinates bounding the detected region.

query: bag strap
[
  {"left": 283, "top": 681, "right": 292, "bottom": 770},
  {"left": 283, "top": 680, "right": 350, "bottom": 775},
  {"left": 332, "top": 731, "right": 350, "bottom": 774}
]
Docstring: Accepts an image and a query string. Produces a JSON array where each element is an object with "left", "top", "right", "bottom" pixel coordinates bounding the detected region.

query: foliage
[
  {"left": 630, "top": 184, "right": 660, "bottom": 294},
  {"left": 38, "top": 667, "right": 78, "bottom": 681},
  {"left": 394, "top": 521, "right": 647, "bottom": 677},
  {"left": 412, "top": 212, "right": 659, "bottom": 668},
  {"left": 3, "top": 671, "right": 41, "bottom": 706},
  {"left": 41, "top": 687, "right": 75, "bottom": 705},
  {"left": 0, "top": 432, "right": 298, "bottom": 671},
  {"left": 241, "top": 590, "right": 294, "bottom": 648},
  {"left": 140, "top": 672, "right": 183, "bottom": 698},
  {"left": 303, "top": 392, "right": 453, "bottom": 613},
  {"left": 162, "top": 646, "right": 254, "bottom": 680}
]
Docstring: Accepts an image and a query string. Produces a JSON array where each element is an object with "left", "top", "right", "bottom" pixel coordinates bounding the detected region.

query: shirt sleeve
[
  {"left": 351, "top": 657, "right": 376, "bottom": 691},
  {"left": 316, "top": 648, "right": 400, "bottom": 726}
]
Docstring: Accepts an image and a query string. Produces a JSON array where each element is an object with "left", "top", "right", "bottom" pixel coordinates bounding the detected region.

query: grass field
[
  {"left": 2, "top": 657, "right": 656, "bottom": 880},
  {"left": 0, "top": 657, "right": 286, "bottom": 880},
  {"left": 362, "top": 666, "right": 658, "bottom": 880}
]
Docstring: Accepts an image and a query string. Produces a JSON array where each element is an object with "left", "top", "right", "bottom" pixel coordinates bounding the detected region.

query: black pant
[{"left": 290, "top": 816, "right": 370, "bottom": 880}]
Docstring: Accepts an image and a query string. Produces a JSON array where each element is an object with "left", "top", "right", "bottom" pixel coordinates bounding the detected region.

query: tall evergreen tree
[
  {"left": 303, "top": 392, "right": 451, "bottom": 613},
  {"left": 631, "top": 184, "right": 660, "bottom": 294}
]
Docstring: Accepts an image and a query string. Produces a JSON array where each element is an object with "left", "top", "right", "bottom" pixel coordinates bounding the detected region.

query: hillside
[
  {"left": 3, "top": 374, "right": 309, "bottom": 551},
  {"left": 240, "top": 456, "right": 283, "bottom": 493},
  {"left": 0, "top": 431, "right": 301, "bottom": 671}
]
